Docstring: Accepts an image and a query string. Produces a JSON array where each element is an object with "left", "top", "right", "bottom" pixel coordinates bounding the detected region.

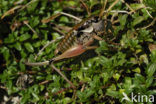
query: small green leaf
[
  {"left": 27, "top": 0, "right": 39, "bottom": 13},
  {"left": 107, "top": 90, "right": 120, "bottom": 98},
  {"left": 19, "top": 34, "right": 31, "bottom": 41},
  {"left": 77, "top": 70, "right": 83, "bottom": 80},
  {"left": 4, "top": 34, "right": 15, "bottom": 43},
  {"left": 146, "top": 76, "right": 153, "bottom": 88},
  {"left": 32, "top": 92, "right": 39, "bottom": 101},
  {"left": 24, "top": 43, "right": 34, "bottom": 52},
  {"left": 150, "top": 50, "right": 156, "bottom": 63},
  {"left": 119, "top": 14, "right": 128, "bottom": 26},
  {"left": 20, "top": 49, "right": 27, "bottom": 58},
  {"left": 97, "top": 41, "right": 108, "bottom": 53},
  {"left": 68, "top": 1, "right": 76, "bottom": 6},
  {"left": 132, "top": 67, "right": 141, "bottom": 73},
  {"left": 130, "top": 3, "right": 145, "bottom": 10},
  {"left": 124, "top": 77, "right": 132, "bottom": 89},
  {"left": 46, "top": 74, "right": 53, "bottom": 80},
  {"left": 113, "top": 73, "right": 120, "bottom": 81},
  {"left": 52, "top": 32, "right": 60, "bottom": 40},
  {"left": 144, "top": 0, "right": 156, "bottom": 10},
  {"left": 30, "top": 17, "right": 40, "bottom": 27},
  {"left": 32, "top": 33, "right": 38, "bottom": 39},
  {"left": 36, "top": 76, "right": 44, "bottom": 80},
  {"left": 147, "top": 63, "right": 156, "bottom": 77},
  {"left": 1, "top": 47, "right": 10, "bottom": 61},
  {"left": 63, "top": 97, "right": 72, "bottom": 104},
  {"left": 40, "top": 85, "right": 45, "bottom": 91},
  {"left": 139, "top": 54, "right": 149, "bottom": 64},
  {"left": 59, "top": 16, "right": 69, "bottom": 23},
  {"left": 33, "top": 41, "right": 41, "bottom": 48},
  {"left": 19, "top": 59, "right": 25, "bottom": 71},
  {"left": 132, "top": 16, "right": 144, "bottom": 26},
  {"left": 86, "top": 90, "right": 94, "bottom": 98},
  {"left": 14, "top": 42, "right": 22, "bottom": 51}
]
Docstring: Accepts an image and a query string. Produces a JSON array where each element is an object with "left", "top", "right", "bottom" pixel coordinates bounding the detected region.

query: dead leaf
[
  {"left": 41, "top": 13, "right": 61, "bottom": 23},
  {"left": 10, "top": 20, "right": 22, "bottom": 31},
  {"left": 14, "top": 0, "right": 25, "bottom": 5},
  {"left": 0, "top": 40, "right": 2, "bottom": 45},
  {"left": 149, "top": 44, "right": 156, "bottom": 52},
  {"left": 1, "top": 5, "right": 22, "bottom": 19}
]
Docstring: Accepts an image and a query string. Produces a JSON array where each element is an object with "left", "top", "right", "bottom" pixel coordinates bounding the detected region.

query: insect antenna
[
  {"left": 99, "top": 0, "right": 108, "bottom": 19},
  {"left": 42, "top": 12, "right": 81, "bottom": 24},
  {"left": 80, "top": 0, "right": 91, "bottom": 16}
]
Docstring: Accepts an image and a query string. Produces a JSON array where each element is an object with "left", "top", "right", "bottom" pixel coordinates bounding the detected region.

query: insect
[
  {"left": 25, "top": 16, "right": 109, "bottom": 66},
  {"left": 25, "top": 0, "right": 115, "bottom": 88}
]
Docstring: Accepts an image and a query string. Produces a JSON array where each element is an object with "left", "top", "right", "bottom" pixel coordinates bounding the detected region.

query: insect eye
[{"left": 91, "top": 16, "right": 99, "bottom": 23}]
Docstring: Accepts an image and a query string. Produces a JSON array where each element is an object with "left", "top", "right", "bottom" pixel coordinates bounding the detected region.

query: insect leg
[
  {"left": 25, "top": 61, "right": 49, "bottom": 66},
  {"left": 35, "top": 36, "right": 64, "bottom": 59},
  {"left": 92, "top": 34, "right": 103, "bottom": 41},
  {"left": 53, "top": 44, "right": 98, "bottom": 62},
  {"left": 80, "top": 0, "right": 91, "bottom": 16},
  {"left": 51, "top": 64, "right": 76, "bottom": 89},
  {"left": 83, "top": 46, "right": 98, "bottom": 50},
  {"left": 53, "top": 45, "right": 86, "bottom": 61},
  {"left": 25, "top": 60, "right": 76, "bottom": 89}
]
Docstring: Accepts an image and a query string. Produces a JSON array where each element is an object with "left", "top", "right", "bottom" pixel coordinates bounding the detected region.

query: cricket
[
  {"left": 24, "top": 0, "right": 116, "bottom": 89},
  {"left": 1, "top": 0, "right": 154, "bottom": 103}
]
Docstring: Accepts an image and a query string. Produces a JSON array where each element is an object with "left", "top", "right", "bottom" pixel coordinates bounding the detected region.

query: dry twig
[
  {"left": 141, "top": 18, "right": 156, "bottom": 29},
  {"left": 121, "top": 0, "right": 135, "bottom": 13},
  {"left": 107, "top": 0, "right": 120, "bottom": 12},
  {"left": 23, "top": 21, "right": 39, "bottom": 36},
  {"left": 1, "top": 5, "right": 22, "bottom": 19},
  {"left": 42, "top": 12, "right": 81, "bottom": 24}
]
